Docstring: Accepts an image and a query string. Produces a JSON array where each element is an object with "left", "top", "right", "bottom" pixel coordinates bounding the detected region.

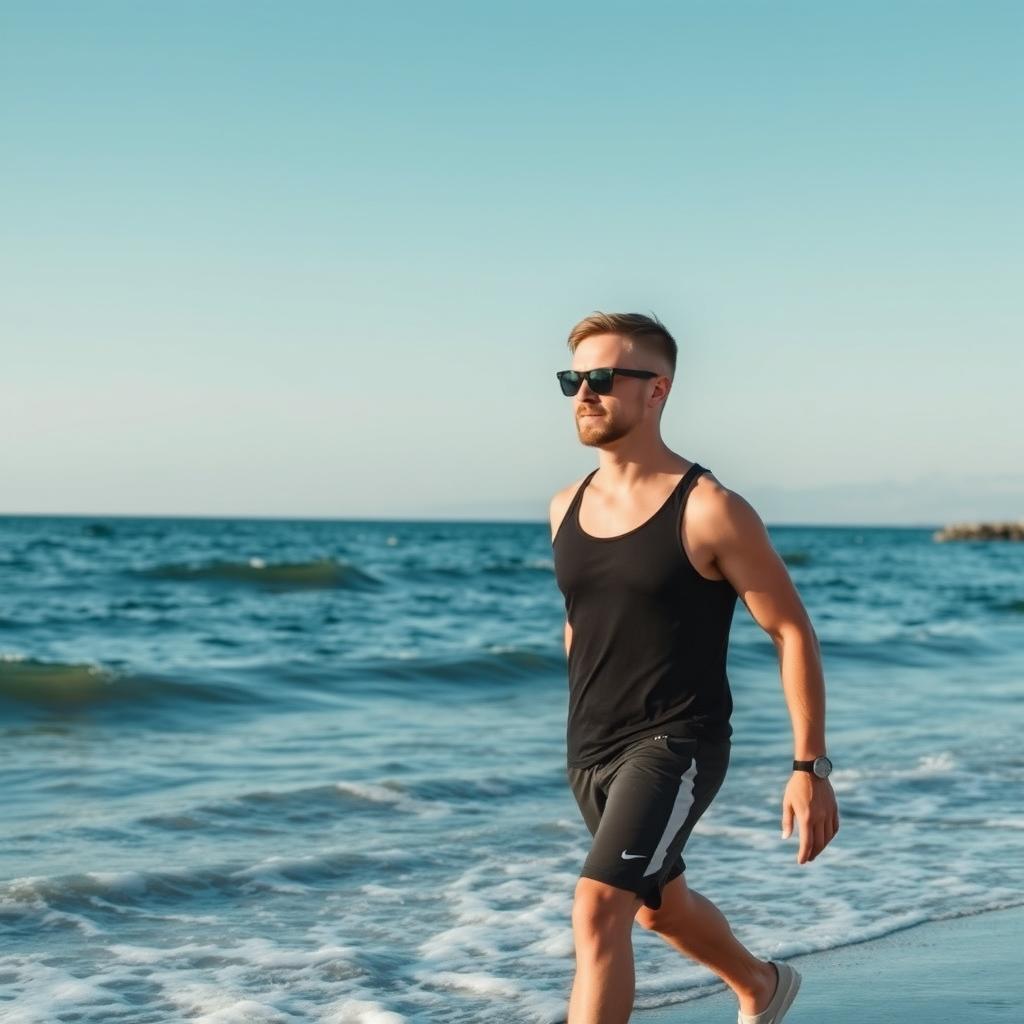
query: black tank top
[{"left": 552, "top": 462, "right": 738, "bottom": 768}]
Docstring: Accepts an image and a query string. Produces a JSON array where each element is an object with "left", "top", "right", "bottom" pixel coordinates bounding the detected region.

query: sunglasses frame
[{"left": 555, "top": 367, "right": 660, "bottom": 396}]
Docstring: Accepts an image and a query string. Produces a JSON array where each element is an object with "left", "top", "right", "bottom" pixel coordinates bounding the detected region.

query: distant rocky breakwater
[{"left": 933, "top": 520, "right": 1024, "bottom": 541}]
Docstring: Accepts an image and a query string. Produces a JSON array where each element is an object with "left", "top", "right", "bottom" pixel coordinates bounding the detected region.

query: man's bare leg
[
  {"left": 634, "top": 873, "right": 778, "bottom": 1016},
  {"left": 568, "top": 876, "right": 644, "bottom": 1024}
]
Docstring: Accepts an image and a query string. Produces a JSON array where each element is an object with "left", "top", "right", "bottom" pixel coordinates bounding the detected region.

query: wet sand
[{"left": 630, "top": 903, "right": 1024, "bottom": 1023}]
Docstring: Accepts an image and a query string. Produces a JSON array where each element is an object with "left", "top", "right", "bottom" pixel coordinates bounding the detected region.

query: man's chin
[{"left": 578, "top": 421, "right": 631, "bottom": 446}]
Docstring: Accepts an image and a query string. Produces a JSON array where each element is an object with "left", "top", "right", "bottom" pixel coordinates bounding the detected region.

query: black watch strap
[{"left": 793, "top": 755, "right": 832, "bottom": 777}]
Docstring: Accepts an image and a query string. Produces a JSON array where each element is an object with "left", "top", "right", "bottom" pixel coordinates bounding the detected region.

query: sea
[{"left": 1, "top": 513, "right": 1023, "bottom": 1023}]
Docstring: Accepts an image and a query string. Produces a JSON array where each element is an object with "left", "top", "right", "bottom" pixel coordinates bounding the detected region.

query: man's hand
[{"left": 781, "top": 773, "right": 839, "bottom": 863}]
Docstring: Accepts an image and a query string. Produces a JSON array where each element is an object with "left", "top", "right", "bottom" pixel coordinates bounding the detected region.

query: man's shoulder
[
  {"left": 690, "top": 466, "right": 731, "bottom": 506},
  {"left": 689, "top": 468, "right": 764, "bottom": 543}
]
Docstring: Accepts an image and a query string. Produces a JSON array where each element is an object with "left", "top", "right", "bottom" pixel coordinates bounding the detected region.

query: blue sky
[{"left": 3, "top": 2, "right": 1021, "bottom": 525}]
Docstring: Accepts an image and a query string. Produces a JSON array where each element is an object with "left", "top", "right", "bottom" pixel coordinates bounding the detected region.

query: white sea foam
[
  {"left": 41, "top": 907, "right": 106, "bottom": 935},
  {"left": 333, "top": 780, "right": 408, "bottom": 804},
  {"left": 357, "top": 883, "right": 407, "bottom": 902},
  {"left": 525, "top": 557, "right": 555, "bottom": 571},
  {"left": 428, "top": 970, "right": 523, "bottom": 998},
  {"left": 83, "top": 870, "right": 150, "bottom": 895},
  {"left": 0, "top": 959, "right": 127, "bottom": 1023},
  {"left": 323, "top": 999, "right": 406, "bottom": 1023},
  {"left": 830, "top": 750, "right": 957, "bottom": 786},
  {"left": 334, "top": 779, "right": 451, "bottom": 818}
]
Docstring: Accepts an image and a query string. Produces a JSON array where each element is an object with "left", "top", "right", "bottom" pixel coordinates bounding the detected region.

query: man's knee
[
  {"left": 634, "top": 905, "right": 662, "bottom": 931},
  {"left": 572, "top": 877, "right": 643, "bottom": 938},
  {"left": 635, "top": 874, "right": 688, "bottom": 932},
  {"left": 637, "top": 903, "right": 686, "bottom": 934}
]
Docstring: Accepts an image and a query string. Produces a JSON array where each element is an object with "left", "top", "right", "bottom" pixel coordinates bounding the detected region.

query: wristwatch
[{"left": 793, "top": 755, "right": 832, "bottom": 779}]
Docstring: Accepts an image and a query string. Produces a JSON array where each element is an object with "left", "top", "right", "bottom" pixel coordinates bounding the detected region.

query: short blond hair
[{"left": 566, "top": 311, "right": 677, "bottom": 376}]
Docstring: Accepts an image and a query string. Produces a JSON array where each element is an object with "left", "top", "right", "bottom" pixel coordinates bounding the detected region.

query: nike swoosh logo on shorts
[{"left": 621, "top": 851, "right": 647, "bottom": 860}]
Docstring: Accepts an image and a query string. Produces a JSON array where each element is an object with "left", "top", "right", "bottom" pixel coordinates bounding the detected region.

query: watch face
[{"left": 813, "top": 756, "right": 832, "bottom": 778}]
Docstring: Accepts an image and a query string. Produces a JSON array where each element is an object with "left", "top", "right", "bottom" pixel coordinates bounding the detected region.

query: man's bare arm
[
  {"left": 699, "top": 486, "right": 826, "bottom": 760},
  {"left": 694, "top": 482, "right": 839, "bottom": 864}
]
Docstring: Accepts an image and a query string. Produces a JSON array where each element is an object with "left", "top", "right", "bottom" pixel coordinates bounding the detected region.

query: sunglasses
[{"left": 555, "top": 367, "right": 660, "bottom": 397}]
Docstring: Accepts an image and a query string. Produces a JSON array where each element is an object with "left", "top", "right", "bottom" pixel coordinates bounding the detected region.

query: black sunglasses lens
[
  {"left": 558, "top": 372, "right": 581, "bottom": 396},
  {"left": 558, "top": 369, "right": 617, "bottom": 395}
]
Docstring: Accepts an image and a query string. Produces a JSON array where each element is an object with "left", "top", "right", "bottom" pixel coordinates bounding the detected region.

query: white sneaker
[{"left": 737, "top": 960, "right": 802, "bottom": 1024}]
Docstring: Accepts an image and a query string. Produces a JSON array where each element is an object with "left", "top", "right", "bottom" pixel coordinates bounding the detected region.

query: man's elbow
[{"left": 770, "top": 619, "right": 818, "bottom": 653}]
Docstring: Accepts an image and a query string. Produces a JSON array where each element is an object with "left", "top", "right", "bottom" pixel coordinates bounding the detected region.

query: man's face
[{"left": 570, "top": 334, "right": 657, "bottom": 447}]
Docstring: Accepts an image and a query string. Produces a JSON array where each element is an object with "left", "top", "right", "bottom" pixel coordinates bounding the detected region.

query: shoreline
[{"left": 630, "top": 903, "right": 1024, "bottom": 1022}]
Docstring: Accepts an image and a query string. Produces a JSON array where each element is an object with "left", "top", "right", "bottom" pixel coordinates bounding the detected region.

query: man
[{"left": 549, "top": 312, "right": 839, "bottom": 1024}]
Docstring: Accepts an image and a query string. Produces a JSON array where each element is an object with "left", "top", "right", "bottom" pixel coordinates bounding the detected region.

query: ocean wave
[
  {"left": 366, "top": 646, "right": 566, "bottom": 684},
  {"left": 138, "top": 556, "right": 382, "bottom": 591},
  {"left": 135, "top": 779, "right": 452, "bottom": 836},
  {"left": 760, "top": 899, "right": 1024, "bottom": 964},
  {"left": 0, "top": 846, "right": 404, "bottom": 915},
  {"left": 391, "top": 557, "right": 555, "bottom": 582},
  {"left": 0, "top": 656, "right": 253, "bottom": 712},
  {"left": 404, "top": 769, "right": 564, "bottom": 803},
  {"left": 830, "top": 751, "right": 958, "bottom": 784},
  {"left": 87, "top": 774, "right": 563, "bottom": 845},
  {"left": 728, "top": 624, "right": 989, "bottom": 670},
  {"left": 131, "top": 773, "right": 567, "bottom": 840},
  {"left": 816, "top": 627, "right": 989, "bottom": 666}
]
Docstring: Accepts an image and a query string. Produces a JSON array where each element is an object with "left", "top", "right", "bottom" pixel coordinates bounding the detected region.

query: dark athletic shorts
[{"left": 566, "top": 732, "right": 730, "bottom": 911}]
